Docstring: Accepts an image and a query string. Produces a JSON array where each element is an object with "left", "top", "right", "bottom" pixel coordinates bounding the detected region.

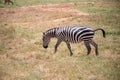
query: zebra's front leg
[
  {"left": 84, "top": 41, "right": 91, "bottom": 55},
  {"left": 65, "top": 42, "right": 73, "bottom": 56},
  {"left": 54, "top": 40, "right": 62, "bottom": 53}
]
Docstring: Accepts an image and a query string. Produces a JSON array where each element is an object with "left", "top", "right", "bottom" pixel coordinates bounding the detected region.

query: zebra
[{"left": 42, "top": 26, "right": 105, "bottom": 56}]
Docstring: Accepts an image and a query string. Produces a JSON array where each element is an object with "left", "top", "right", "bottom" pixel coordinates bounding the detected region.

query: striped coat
[{"left": 43, "top": 26, "right": 105, "bottom": 56}]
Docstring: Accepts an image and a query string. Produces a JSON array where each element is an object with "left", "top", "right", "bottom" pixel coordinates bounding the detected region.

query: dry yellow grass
[{"left": 0, "top": 1, "right": 120, "bottom": 80}]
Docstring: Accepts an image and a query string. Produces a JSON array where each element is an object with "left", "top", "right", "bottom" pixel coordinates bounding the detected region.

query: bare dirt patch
[
  {"left": 0, "top": 3, "right": 90, "bottom": 30},
  {"left": 0, "top": 3, "right": 91, "bottom": 30},
  {"left": 0, "top": 3, "right": 89, "bottom": 18}
]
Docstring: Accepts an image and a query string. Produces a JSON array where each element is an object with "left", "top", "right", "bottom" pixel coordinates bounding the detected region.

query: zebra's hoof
[{"left": 70, "top": 53, "right": 73, "bottom": 56}]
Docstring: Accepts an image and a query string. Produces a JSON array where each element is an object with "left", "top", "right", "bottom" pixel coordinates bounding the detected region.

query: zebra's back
[{"left": 55, "top": 26, "right": 94, "bottom": 43}]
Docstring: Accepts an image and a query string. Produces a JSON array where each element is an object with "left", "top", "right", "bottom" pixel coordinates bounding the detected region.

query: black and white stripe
[{"left": 42, "top": 26, "right": 105, "bottom": 56}]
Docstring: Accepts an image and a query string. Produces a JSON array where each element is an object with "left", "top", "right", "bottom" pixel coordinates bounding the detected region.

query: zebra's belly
[{"left": 66, "top": 37, "right": 82, "bottom": 43}]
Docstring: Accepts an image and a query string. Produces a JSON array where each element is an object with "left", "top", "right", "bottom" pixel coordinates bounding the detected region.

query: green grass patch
[
  {"left": 0, "top": 0, "right": 94, "bottom": 8},
  {"left": 76, "top": 7, "right": 120, "bottom": 14}
]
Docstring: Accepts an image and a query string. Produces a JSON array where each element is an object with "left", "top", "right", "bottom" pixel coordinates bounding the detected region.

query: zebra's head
[{"left": 42, "top": 32, "right": 50, "bottom": 49}]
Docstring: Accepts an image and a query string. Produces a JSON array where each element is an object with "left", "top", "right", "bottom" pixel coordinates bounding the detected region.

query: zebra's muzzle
[{"left": 43, "top": 46, "right": 48, "bottom": 49}]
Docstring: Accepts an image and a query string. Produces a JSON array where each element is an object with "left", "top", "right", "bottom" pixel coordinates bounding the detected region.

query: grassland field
[{"left": 0, "top": 0, "right": 120, "bottom": 80}]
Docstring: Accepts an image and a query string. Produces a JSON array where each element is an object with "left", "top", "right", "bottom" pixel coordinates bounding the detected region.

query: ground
[{"left": 0, "top": 1, "right": 120, "bottom": 80}]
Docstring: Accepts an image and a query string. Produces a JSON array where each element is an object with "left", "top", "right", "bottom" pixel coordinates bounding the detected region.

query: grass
[
  {"left": 75, "top": 1, "right": 120, "bottom": 55},
  {"left": 0, "top": 0, "right": 120, "bottom": 80},
  {"left": 76, "top": 7, "right": 120, "bottom": 14},
  {"left": 0, "top": 0, "right": 94, "bottom": 8}
]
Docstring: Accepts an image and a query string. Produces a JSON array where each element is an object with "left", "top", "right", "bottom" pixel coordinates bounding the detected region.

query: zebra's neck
[{"left": 46, "top": 28, "right": 57, "bottom": 38}]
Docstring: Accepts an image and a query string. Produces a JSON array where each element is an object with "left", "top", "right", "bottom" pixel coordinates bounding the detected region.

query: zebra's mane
[{"left": 45, "top": 27, "right": 58, "bottom": 37}]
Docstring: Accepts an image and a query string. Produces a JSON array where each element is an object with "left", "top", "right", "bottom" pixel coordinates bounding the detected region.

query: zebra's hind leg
[
  {"left": 65, "top": 42, "right": 73, "bottom": 56},
  {"left": 54, "top": 40, "right": 62, "bottom": 53},
  {"left": 90, "top": 40, "right": 99, "bottom": 56},
  {"left": 84, "top": 41, "right": 91, "bottom": 55}
]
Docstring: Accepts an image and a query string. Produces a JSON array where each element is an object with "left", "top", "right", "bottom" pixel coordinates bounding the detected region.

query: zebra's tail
[{"left": 94, "top": 28, "right": 106, "bottom": 38}]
